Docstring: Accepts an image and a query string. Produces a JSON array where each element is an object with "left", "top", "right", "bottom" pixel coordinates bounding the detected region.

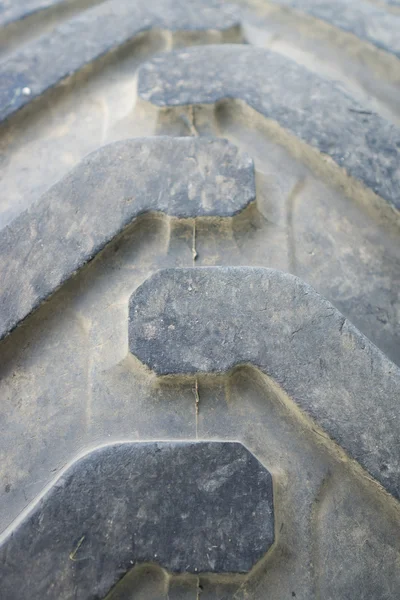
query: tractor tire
[{"left": 0, "top": 1, "right": 399, "bottom": 598}]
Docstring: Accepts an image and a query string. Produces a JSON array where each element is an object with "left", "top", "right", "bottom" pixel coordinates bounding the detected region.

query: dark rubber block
[
  {"left": 0, "top": 137, "right": 254, "bottom": 340},
  {"left": 0, "top": 441, "right": 274, "bottom": 599},
  {"left": 0, "top": 0, "right": 240, "bottom": 122},
  {"left": 129, "top": 267, "right": 400, "bottom": 501},
  {"left": 138, "top": 45, "right": 400, "bottom": 210}
]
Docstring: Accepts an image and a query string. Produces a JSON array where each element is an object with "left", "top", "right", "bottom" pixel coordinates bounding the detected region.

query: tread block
[
  {"left": 267, "top": 0, "right": 400, "bottom": 57},
  {"left": 0, "top": 137, "right": 254, "bottom": 340},
  {"left": 138, "top": 45, "right": 400, "bottom": 210},
  {"left": 0, "top": 442, "right": 274, "bottom": 599},
  {"left": 0, "top": 0, "right": 240, "bottom": 122},
  {"left": 129, "top": 267, "right": 400, "bottom": 501},
  {"left": 0, "top": 0, "right": 68, "bottom": 28}
]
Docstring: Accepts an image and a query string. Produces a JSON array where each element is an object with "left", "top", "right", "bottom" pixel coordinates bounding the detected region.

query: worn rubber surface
[
  {"left": 130, "top": 267, "right": 400, "bottom": 500},
  {"left": 0, "top": 137, "right": 254, "bottom": 339},
  {"left": 0, "top": 442, "right": 274, "bottom": 598},
  {"left": 254, "top": 0, "right": 400, "bottom": 58},
  {"left": 138, "top": 44, "right": 400, "bottom": 209},
  {"left": 0, "top": 0, "right": 240, "bottom": 122},
  {"left": 0, "top": 0, "right": 73, "bottom": 27},
  {"left": 1, "top": 0, "right": 400, "bottom": 598}
]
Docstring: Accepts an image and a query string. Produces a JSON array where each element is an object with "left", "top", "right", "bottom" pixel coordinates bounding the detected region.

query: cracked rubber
[{"left": 1, "top": 0, "right": 400, "bottom": 598}]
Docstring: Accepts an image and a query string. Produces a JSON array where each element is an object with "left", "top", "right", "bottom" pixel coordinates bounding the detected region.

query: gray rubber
[
  {"left": 0, "top": 0, "right": 64, "bottom": 27},
  {"left": 1, "top": 0, "right": 400, "bottom": 598},
  {"left": 0, "top": 137, "right": 254, "bottom": 340},
  {"left": 0, "top": 442, "right": 274, "bottom": 599},
  {"left": 129, "top": 267, "right": 400, "bottom": 501},
  {"left": 265, "top": 0, "right": 400, "bottom": 57},
  {"left": 138, "top": 44, "right": 400, "bottom": 210},
  {"left": 0, "top": 0, "right": 239, "bottom": 122}
]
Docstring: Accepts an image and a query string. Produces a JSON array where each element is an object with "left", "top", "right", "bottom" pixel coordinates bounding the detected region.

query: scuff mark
[{"left": 291, "top": 325, "right": 304, "bottom": 338}]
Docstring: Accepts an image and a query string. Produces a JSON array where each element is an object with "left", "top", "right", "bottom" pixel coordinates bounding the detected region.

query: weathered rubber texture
[
  {"left": 0, "top": 0, "right": 240, "bottom": 123},
  {"left": 0, "top": 137, "right": 254, "bottom": 341},
  {"left": 0, "top": 0, "right": 68, "bottom": 27},
  {"left": 138, "top": 45, "right": 400, "bottom": 210},
  {"left": 265, "top": 0, "right": 400, "bottom": 57},
  {"left": 0, "top": 441, "right": 274, "bottom": 599},
  {"left": 129, "top": 267, "right": 400, "bottom": 501}
]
